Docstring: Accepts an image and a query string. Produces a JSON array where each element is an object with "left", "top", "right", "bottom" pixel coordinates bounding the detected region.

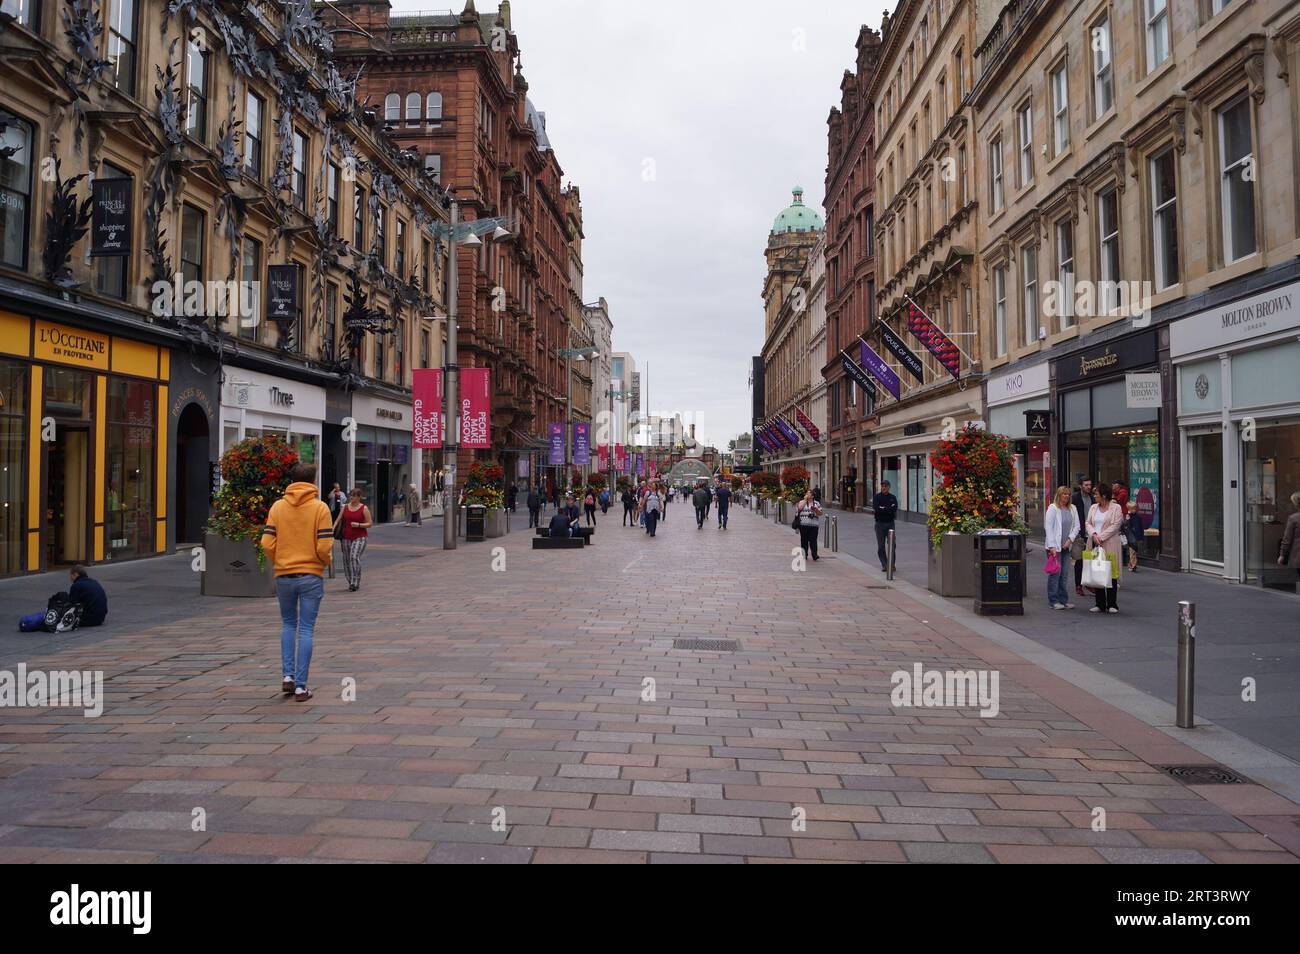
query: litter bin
[
  {"left": 465, "top": 504, "right": 487, "bottom": 542},
  {"left": 973, "top": 529, "right": 1025, "bottom": 616}
]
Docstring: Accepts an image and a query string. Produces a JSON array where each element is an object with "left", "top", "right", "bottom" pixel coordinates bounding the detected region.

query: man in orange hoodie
[{"left": 260, "top": 463, "right": 334, "bottom": 701}]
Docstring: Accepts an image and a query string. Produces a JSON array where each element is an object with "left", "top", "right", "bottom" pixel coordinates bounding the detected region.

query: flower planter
[
  {"left": 484, "top": 508, "right": 506, "bottom": 538},
  {"left": 928, "top": 532, "right": 977, "bottom": 598},
  {"left": 200, "top": 533, "right": 277, "bottom": 598}
]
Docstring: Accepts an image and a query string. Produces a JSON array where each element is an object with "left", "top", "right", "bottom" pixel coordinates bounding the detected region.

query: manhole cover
[
  {"left": 672, "top": 639, "right": 741, "bottom": 652},
  {"left": 1156, "top": 764, "right": 1252, "bottom": 785}
]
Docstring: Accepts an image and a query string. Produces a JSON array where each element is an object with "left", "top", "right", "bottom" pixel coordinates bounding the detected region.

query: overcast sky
[{"left": 391, "top": 0, "right": 892, "bottom": 449}]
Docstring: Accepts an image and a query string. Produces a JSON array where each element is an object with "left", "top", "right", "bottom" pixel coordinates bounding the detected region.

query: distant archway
[{"left": 666, "top": 459, "right": 713, "bottom": 484}]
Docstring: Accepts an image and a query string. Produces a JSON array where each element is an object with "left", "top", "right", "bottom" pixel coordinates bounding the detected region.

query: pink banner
[
  {"left": 597, "top": 444, "right": 609, "bottom": 469},
  {"left": 459, "top": 368, "right": 491, "bottom": 449},
  {"left": 412, "top": 368, "right": 442, "bottom": 448}
]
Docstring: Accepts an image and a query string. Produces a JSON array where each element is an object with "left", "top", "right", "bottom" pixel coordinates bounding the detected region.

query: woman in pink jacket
[{"left": 1086, "top": 483, "right": 1125, "bottom": 613}]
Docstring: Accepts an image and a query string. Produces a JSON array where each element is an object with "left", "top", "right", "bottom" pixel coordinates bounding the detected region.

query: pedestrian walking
[
  {"left": 526, "top": 484, "right": 542, "bottom": 528},
  {"left": 692, "top": 482, "right": 710, "bottom": 529},
  {"left": 583, "top": 489, "right": 598, "bottom": 526},
  {"left": 716, "top": 480, "right": 732, "bottom": 529},
  {"left": 872, "top": 480, "right": 899, "bottom": 572},
  {"left": 1071, "top": 478, "right": 1094, "bottom": 596},
  {"left": 1278, "top": 490, "right": 1300, "bottom": 582},
  {"left": 795, "top": 490, "right": 823, "bottom": 561},
  {"left": 1044, "top": 486, "right": 1079, "bottom": 609},
  {"left": 334, "top": 488, "right": 372, "bottom": 593},
  {"left": 1123, "top": 500, "right": 1144, "bottom": 572},
  {"left": 260, "top": 463, "right": 335, "bottom": 702},
  {"left": 621, "top": 487, "right": 636, "bottom": 526},
  {"left": 598, "top": 487, "right": 610, "bottom": 515},
  {"left": 507, "top": 483, "right": 518, "bottom": 513},
  {"left": 405, "top": 483, "right": 422, "bottom": 526},
  {"left": 659, "top": 482, "right": 668, "bottom": 522},
  {"left": 1085, "top": 483, "right": 1124, "bottom": 614},
  {"left": 326, "top": 482, "right": 346, "bottom": 521},
  {"left": 643, "top": 486, "right": 662, "bottom": 537}
]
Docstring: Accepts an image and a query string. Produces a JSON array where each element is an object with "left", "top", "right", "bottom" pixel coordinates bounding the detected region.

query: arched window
[
  {"left": 405, "top": 92, "right": 420, "bottom": 123},
  {"left": 426, "top": 92, "right": 443, "bottom": 123},
  {"left": 384, "top": 93, "right": 399, "bottom": 123}
]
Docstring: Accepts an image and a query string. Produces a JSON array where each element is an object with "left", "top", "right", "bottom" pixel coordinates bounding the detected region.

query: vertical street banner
[
  {"left": 91, "top": 177, "right": 131, "bottom": 257},
  {"left": 459, "top": 368, "right": 491, "bottom": 448},
  {"left": 636, "top": 454, "right": 645, "bottom": 476},
  {"left": 839, "top": 353, "right": 878, "bottom": 403},
  {"left": 879, "top": 322, "right": 925, "bottom": 382},
  {"left": 859, "top": 340, "right": 901, "bottom": 400},
  {"left": 548, "top": 423, "right": 565, "bottom": 465},
  {"left": 597, "top": 444, "right": 609, "bottom": 470},
  {"left": 615, "top": 443, "right": 626, "bottom": 473},
  {"left": 794, "top": 407, "right": 821, "bottom": 443},
  {"left": 412, "top": 368, "right": 442, "bottom": 448},
  {"left": 572, "top": 422, "right": 591, "bottom": 466},
  {"left": 649, "top": 460, "right": 658, "bottom": 478},
  {"left": 907, "top": 301, "right": 961, "bottom": 380}
]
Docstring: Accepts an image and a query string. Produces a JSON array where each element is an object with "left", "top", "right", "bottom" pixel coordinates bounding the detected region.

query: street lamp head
[
  {"left": 462, "top": 231, "right": 482, "bottom": 247},
  {"left": 492, "top": 226, "right": 513, "bottom": 241}
]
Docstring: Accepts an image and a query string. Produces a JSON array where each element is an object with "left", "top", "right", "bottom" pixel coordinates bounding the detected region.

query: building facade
[
  {"left": 583, "top": 297, "right": 613, "bottom": 450},
  {"left": 871, "top": 0, "right": 988, "bottom": 522},
  {"left": 825, "top": 25, "right": 882, "bottom": 510},
  {"left": 0, "top": 0, "right": 449, "bottom": 576}
]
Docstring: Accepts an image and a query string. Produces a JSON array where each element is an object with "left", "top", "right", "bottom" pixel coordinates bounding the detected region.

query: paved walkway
[
  {"left": 825, "top": 512, "right": 1300, "bottom": 763},
  {"left": 0, "top": 508, "right": 1296, "bottom": 863}
]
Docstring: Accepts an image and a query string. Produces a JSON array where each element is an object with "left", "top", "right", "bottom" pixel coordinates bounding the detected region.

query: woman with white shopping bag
[
  {"left": 1044, "top": 486, "right": 1079, "bottom": 610},
  {"left": 1084, "top": 483, "right": 1124, "bottom": 613}
]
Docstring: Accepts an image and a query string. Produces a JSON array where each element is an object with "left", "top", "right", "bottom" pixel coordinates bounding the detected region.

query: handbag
[
  {"left": 1080, "top": 549, "right": 1112, "bottom": 588},
  {"left": 1069, "top": 538, "right": 1085, "bottom": 560},
  {"left": 792, "top": 509, "right": 802, "bottom": 531},
  {"left": 1044, "top": 551, "right": 1061, "bottom": 575}
]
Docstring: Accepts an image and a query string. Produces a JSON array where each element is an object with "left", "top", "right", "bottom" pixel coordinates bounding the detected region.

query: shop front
[
  {"left": 0, "top": 311, "right": 171, "bottom": 576},
  {"left": 219, "top": 365, "right": 325, "bottom": 488},
  {"left": 351, "top": 391, "right": 413, "bottom": 524},
  {"left": 1053, "top": 328, "right": 1172, "bottom": 568},
  {"left": 986, "top": 361, "right": 1051, "bottom": 537},
  {"left": 872, "top": 388, "right": 985, "bottom": 522},
  {"left": 1172, "top": 277, "right": 1300, "bottom": 590}
]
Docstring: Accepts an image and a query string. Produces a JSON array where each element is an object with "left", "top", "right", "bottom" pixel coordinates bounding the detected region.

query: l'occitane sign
[{"left": 34, "top": 321, "right": 109, "bottom": 369}]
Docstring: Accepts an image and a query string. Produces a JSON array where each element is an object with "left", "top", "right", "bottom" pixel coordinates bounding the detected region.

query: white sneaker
[
  {"left": 1108, "top": 607, "right": 1119, "bottom": 614},
  {"left": 1089, "top": 606, "right": 1101, "bottom": 613},
  {"left": 1052, "top": 603, "right": 1066, "bottom": 610},
  {"left": 1065, "top": 603, "right": 1076, "bottom": 609}
]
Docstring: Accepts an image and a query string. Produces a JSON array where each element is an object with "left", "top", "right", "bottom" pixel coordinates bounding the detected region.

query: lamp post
[{"left": 559, "top": 340, "right": 598, "bottom": 492}]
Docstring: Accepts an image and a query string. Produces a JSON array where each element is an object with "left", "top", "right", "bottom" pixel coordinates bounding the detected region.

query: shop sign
[
  {"left": 1128, "top": 432, "right": 1160, "bottom": 532},
  {"left": 91, "top": 178, "right": 131, "bottom": 257},
  {"left": 903, "top": 423, "right": 926, "bottom": 437},
  {"left": 1024, "top": 409, "right": 1051, "bottom": 437},
  {"left": 988, "top": 362, "right": 1049, "bottom": 406},
  {"left": 1125, "top": 372, "right": 1162, "bottom": 409},
  {"left": 34, "top": 321, "right": 109, "bottom": 370},
  {"left": 1171, "top": 279, "right": 1300, "bottom": 357},
  {"left": 1056, "top": 331, "right": 1156, "bottom": 387}
]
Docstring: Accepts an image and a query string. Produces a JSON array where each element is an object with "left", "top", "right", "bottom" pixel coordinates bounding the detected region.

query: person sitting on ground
[{"left": 68, "top": 565, "right": 108, "bottom": 627}]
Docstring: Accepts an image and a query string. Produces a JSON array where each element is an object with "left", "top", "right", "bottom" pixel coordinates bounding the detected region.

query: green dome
[{"left": 772, "top": 186, "right": 823, "bottom": 234}]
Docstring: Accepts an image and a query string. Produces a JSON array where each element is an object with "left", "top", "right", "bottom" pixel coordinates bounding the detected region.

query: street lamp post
[{"left": 559, "top": 339, "right": 598, "bottom": 493}]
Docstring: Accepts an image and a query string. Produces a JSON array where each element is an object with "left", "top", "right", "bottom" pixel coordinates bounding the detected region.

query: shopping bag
[
  {"left": 1080, "top": 550, "right": 1111, "bottom": 588},
  {"left": 1044, "top": 551, "right": 1061, "bottom": 575}
]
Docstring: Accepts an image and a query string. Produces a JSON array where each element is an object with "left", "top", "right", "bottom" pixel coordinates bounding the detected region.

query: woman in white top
[
  {"left": 795, "top": 490, "right": 823, "bottom": 562},
  {"left": 1043, "top": 485, "right": 1079, "bottom": 610}
]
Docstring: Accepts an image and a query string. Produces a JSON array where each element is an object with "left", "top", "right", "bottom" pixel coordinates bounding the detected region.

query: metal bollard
[
  {"left": 1177, "top": 601, "right": 1196, "bottom": 729},
  {"left": 829, "top": 515, "right": 838, "bottom": 552},
  {"left": 886, "top": 528, "right": 896, "bottom": 580}
]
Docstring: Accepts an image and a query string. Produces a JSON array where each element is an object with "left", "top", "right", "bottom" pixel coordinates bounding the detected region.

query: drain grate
[
  {"left": 672, "top": 639, "right": 741, "bottom": 652},
  {"left": 1156, "top": 764, "right": 1252, "bottom": 785}
]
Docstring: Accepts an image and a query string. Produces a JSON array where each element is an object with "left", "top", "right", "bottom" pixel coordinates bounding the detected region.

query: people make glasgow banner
[
  {"left": 459, "top": 368, "right": 491, "bottom": 449},
  {"left": 412, "top": 368, "right": 443, "bottom": 448},
  {"left": 906, "top": 300, "right": 961, "bottom": 380}
]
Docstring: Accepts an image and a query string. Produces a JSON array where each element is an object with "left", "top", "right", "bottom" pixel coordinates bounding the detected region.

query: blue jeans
[
  {"left": 277, "top": 574, "right": 324, "bottom": 688},
  {"left": 1047, "top": 553, "right": 1071, "bottom": 606}
]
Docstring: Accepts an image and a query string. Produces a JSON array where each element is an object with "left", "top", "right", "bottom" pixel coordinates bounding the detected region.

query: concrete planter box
[
  {"left": 485, "top": 508, "right": 506, "bottom": 538},
  {"left": 200, "top": 533, "right": 277, "bottom": 598},
  {"left": 928, "top": 532, "right": 977, "bottom": 597}
]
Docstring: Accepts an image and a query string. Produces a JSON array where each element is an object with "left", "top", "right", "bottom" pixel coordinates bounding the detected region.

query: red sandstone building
[
  {"left": 823, "top": 26, "right": 882, "bottom": 511},
  {"left": 326, "top": 0, "right": 578, "bottom": 485}
]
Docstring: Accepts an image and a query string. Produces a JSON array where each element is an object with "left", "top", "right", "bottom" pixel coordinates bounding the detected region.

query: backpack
[
  {"left": 43, "top": 592, "right": 83, "bottom": 634},
  {"left": 585, "top": 494, "right": 595, "bottom": 507}
]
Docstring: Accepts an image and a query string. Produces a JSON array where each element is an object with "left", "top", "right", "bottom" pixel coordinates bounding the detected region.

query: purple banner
[
  {"left": 572, "top": 422, "right": 590, "bottom": 466},
  {"left": 548, "top": 422, "right": 565, "bottom": 466},
  {"left": 636, "top": 453, "right": 644, "bottom": 476},
  {"left": 859, "top": 340, "right": 901, "bottom": 400},
  {"left": 777, "top": 417, "right": 802, "bottom": 446}
]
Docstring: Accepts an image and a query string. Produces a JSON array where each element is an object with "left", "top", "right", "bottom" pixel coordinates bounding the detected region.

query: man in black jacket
[
  {"left": 1071, "top": 478, "right": 1094, "bottom": 596},
  {"left": 692, "top": 483, "right": 711, "bottom": 529},
  {"left": 872, "top": 481, "right": 899, "bottom": 572},
  {"left": 68, "top": 566, "right": 108, "bottom": 627},
  {"left": 526, "top": 484, "right": 542, "bottom": 528}
]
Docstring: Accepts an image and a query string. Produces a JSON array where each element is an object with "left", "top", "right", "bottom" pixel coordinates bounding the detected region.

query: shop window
[
  {"left": 1243, "top": 421, "right": 1300, "bottom": 588},
  {"left": 0, "top": 114, "right": 33, "bottom": 270},
  {"left": 0, "top": 360, "right": 27, "bottom": 576},
  {"left": 1189, "top": 431, "right": 1224, "bottom": 564},
  {"left": 104, "top": 377, "right": 155, "bottom": 560}
]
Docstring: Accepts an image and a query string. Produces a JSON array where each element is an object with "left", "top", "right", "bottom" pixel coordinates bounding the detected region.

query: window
[
  {"left": 1150, "top": 148, "right": 1179, "bottom": 289},
  {"left": 0, "top": 0, "right": 38, "bottom": 28},
  {"left": 374, "top": 332, "right": 385, "bottom": 381},
  {"left": 1022, "top": 244, "right": 1038, "bottom": 345},
  {"left": 1050, "top": 62, "right": 1069, "bottom": 155},
  {"left": 1218, "top": 95, "right": 1257, "bottom": 263},
  {"left": 1098, "top": 187, "right": 1120, "bottom": 311},
  {"left": 989, "top": 136, "right": 1004, "bottom": 211},
  {"left": 421, "top": 237, "right": 431, "bottom": 291},
  {"left": 244, "top": 91, "right": 263, "bottom": 177},
  {"left": 1145, "top": 0, "right": 1170, "bottom": 72},
  {"left": 405, "top": 92, "right": 420, "bottom": 124},
  {"left": 180, "top": 205, "right": 204, "bottom": 288},
  {"left": 327, "top": 162, "right": 339, "bottom": 233},
  {"left": 353, "top": 186, "right": 365, "bottom": 248},
  {"left": 107, "top": 0, "right": 137, "bottom": 96},
  {"left": 993, "top": 266, "right": 1007, "bottom": 356},
  {"left": 865, "top": 207, "right": 874, "bottom": 257},
  {"left": 184, "top": 39, "right": 208, "bottom": 140},
  {"left": 420, "top": 328, "right": 430, "bottom": 368},
  {"left": 395, "top": 218, "right": 406, "bottom": 277},
  {"left": 395, "top": 319, "right": 405, "bottom": 382},
  {"left": 239, "top": 238, "right": 260, "bottom": 340},
  {"left": 424, "top": 153, "right": 441, "bottom": 184},
  {"left": 958, "top": 144, "right": 968, "bottom": 205},
  {"left": 0, "top": 115, "right": 33, "bottom": 269},
  {"left": 104, "top": 377, "right": 156, "bottom": 560},
  {"left": 426, "top": 92, "right": 443, "bottom": 123},
  {"left": 955, "top": 48, "right": 965, "bottom": 97},
  {"left": 1091, "top": 14, "right": 1113, "bottom": 118},
  {"left": 1210, "top": 0, "right": 1233, "bottom": 13},
  {"left": 291, "top": 130, "right": 306, "bottom": 209},
  {"left": 938, "top": 76, "right": 947, "bottom": 121},
  {"left": 384, "top": 93, "right": 400, "bottom": 124},
  {"left": 1056, "top": 219, "right": 1075, "bottom": 328},
  {"left": 375, "top": 204, "right": 387, "bottom": 266},
  {"left": 1017, "top": 101, "right": 1033, "bottom": 186},
  {"left": 94, "top": 163, "right": 130, "bottom": 299},
  {"left": 325, "top": 281, "right": 338, "bottom": 360}
]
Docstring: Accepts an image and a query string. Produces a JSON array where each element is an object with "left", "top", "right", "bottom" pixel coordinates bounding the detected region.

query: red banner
[
  {"left": 597, "top": 444, "right": 609, "bottom": 469},
  {"left": 459, "top": 367, "right": 491, "bottom": 449},
  {"left": 412, "top": 368, "right": 442, "bottom": 448},
  {"left": 907, "top": 301, "right": 961, "bottom": 380},
  {"left": 794, "top": 407, "right": 821, "bottom": 443},
  {"left": 615, "top": 444, "right": 626, "bottom": 472}
]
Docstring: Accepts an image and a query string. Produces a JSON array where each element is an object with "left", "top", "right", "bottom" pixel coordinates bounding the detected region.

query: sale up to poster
[{"left": 1128, "top": 432, "right": 1159, "bottom": 531}]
